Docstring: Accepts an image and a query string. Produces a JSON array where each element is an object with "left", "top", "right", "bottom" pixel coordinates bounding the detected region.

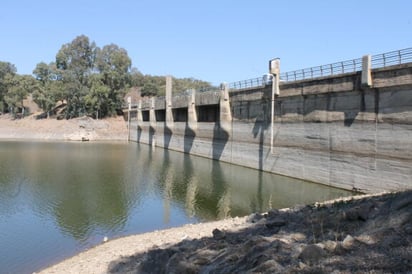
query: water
[{"left": 0, "top": 141, "right": 353, "bottom": 273}]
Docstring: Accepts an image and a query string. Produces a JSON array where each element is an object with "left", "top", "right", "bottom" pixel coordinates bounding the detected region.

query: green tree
[
  {"left": 33, "top": 62, "right": 66, "bottom": 117},
  {"left": 130, "top": 68, "right": 145, "bottom": 87},
  {"left": 61, "top": 70, "right": 88, "bottom": 119},
  {"left": 95, "top": 44, "right": 132, "bottom": 116},
  {"left": 85, "top": 74, "right": 110, "bottom": 119},
  {"left": 0, "top": 61, "right": 17, "bottom": 113},
  {"left": 56, "top": 35, "right": 96, "bottom": 85},
  {"left": 55, "top": 35, "right": 96, "bottom": 118},
  {"left": 4, "top": 74, "right": 39, "bottom": 117},
  {"left": 140, "top": 82, "right": 159, "bottom": 97}
]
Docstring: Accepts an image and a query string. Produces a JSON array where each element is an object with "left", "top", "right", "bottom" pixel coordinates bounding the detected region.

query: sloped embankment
[{"left": 108, "top": 190, "right": 412, "bottom": 273}]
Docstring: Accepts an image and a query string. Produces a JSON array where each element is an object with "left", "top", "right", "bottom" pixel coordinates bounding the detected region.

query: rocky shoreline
[{"left": 39, "top": 190, "right": 412, "bottom": 274}]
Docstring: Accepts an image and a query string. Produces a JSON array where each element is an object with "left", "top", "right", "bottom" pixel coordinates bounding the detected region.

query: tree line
[{"left": 0, "top": 35, "right": 213, "bottom": 119}]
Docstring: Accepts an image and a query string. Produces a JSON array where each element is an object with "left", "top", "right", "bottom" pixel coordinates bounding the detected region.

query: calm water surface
[{"left": 0, "top": 141, "right": 353, "bottom": 273}]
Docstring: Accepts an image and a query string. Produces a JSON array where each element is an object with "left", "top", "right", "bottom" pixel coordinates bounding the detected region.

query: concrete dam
[{"left": 126, "top": 49, "right": 412, "bottom": 193}]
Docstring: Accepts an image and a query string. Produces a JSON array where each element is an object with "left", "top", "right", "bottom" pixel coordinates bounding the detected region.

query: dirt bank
[
  {"left": 39, "top": 190, "right": 412, "bottom": 273},
  {"left": 0, "top": 114, "right": 128, "bottom": 141}
]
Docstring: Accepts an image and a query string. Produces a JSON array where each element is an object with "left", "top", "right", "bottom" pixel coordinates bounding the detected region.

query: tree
[
  {"left": 140, "top": 82, "right": 159, "bottom": 97},
  {"left": 32, "top": 62, "right": 66, "bottom": 118},
  {"left": 56, "top": 35, "right": 96, "bottom": 85},
  {"left": 84, "top": 74, "right": 110, "bottom": 119},
  {"left": 61, "top": 70, "right": 88, "bottom": 119},
  {"left": 55, "top": 35, "right": 96, "bottom": 118},
  {"left": 130, "top": 68, "right": 145, "bottom": 87},
  {"left": 4, "top": 74, "right": 39, "bottom": 117},
  {"left": 0, "top": 61, "right": 17, "bottom": 113},
  {"left": 95, "top": 44, "right": 132, "bottom": 115}
]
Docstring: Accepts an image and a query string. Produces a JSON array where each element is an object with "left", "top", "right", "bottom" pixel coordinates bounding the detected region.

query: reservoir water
[{"left": 0, "top": 141, "right": 354, "bottom": 273}]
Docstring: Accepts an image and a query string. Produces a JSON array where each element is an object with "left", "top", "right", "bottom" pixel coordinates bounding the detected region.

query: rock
[
  {"left": 342, "top": 235, "right": 355, "bottom": 250},
  {"left": 265, "top": 217, "right": 287, "bottom": 229},
  {"left": 344, "top": 203, "right": 373, "bottom": 221},
  {"left": 323, "top": 240, "right": 337, "bottom": 252},
  {"left": 358, "top": 203, "right": 374, "bottom": 221},
  {"left": 251, "top": 259, "right": 285, "bottom": 273},
  {"left": 165, "top": 252, "right": 198, "bottom": 274},
  {"left": 298, "top": 244, "right": 326, "bottom": 263},
  {"left": 247, "top": 213, "right": 263, "bottom": 223},
  {"left": 404, "top": 224, "right": 412, "bottom": 234},
  {"left": 390, "top": 190, "right": 412, "bottom": 211},
  {"left": 265, "top": 209, "right": 280, "bottom": 219},
  {"left": 355, "top": 235, "right": 375, "bottom": 245},
  {"left": 212, "top": 228, "right": 226, "bottom": 240},
  {"left": 299, "top": 261, "right": 307, "bottom": 269}
]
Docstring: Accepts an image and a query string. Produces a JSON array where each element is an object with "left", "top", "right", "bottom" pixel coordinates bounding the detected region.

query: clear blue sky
[{"left": 1, "top": 0, "right": 411, "bottom": 85}]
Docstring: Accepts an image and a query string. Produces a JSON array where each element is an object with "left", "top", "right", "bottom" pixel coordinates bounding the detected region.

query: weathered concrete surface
[{"left": 131, "top": 64, "right": 412, "bottom": 193}]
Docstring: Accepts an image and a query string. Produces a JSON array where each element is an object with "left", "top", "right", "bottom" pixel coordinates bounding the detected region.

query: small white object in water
[{"left": 103, "top": 236, "right": 108, "bottom": 242}]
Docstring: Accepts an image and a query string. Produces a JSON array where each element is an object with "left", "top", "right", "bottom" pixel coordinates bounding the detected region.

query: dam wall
[{"left": 128, "top": 62, "right": 412, "bottom": 193}]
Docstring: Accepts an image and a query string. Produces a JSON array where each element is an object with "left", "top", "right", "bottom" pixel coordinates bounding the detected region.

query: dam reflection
[{"left": 144, "top": 144, "right": 351, "bottom": 222}]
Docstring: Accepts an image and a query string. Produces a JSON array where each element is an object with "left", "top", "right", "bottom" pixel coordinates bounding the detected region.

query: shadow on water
[
  {"left": 212, "top": 121, "right": 229, "bottom": 160},
  {"left": 210, "top": 160, "right": 230, "bottom": 219},
  {"left": 137, "top": 126, "right": 142, "bottom": 143},
  {"left": 163, "top": 125, "right": 173, "bottom": 149},
  {"left": 184, "top": 122, "right": 196, "bottom": 154},
  {"left": 149, "top": 126, "right": 155, "bottom": 146}
]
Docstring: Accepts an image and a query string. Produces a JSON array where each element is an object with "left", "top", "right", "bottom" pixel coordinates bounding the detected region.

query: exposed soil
[
  {"left": 0, "top": 114, "right": 128, "bottom": 141},
  {"left": 40, "top": 190, "right": 412, "bottom": 274}
]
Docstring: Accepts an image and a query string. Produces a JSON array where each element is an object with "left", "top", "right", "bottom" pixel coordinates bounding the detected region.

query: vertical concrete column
[
  {"left": 150, "top": 97, "right": 156, "bottom": 127},
  {"left": 188, "top": 89, "right": 198, "bottom": 130},
  {"left": 219, "top": 83, "right": 232, "bottom": 131},
  {"left": 362, "top": 54, "right": 372, "bottom": 87},
  {"left": 165, "top": 75, "right": 174, "bottom": 128},
  {"left": 137, "top": 99, "right": 143, "bottom": 125},
  {"left": 150, "top": 97, "right": 156, "bottom": 147}
]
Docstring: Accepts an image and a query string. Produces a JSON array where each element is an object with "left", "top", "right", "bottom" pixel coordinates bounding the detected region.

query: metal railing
[
  {"left": 229, "top": 77, "right": 264, "bottom": 90},
  {"left": 172, "top": 86, "right": 220, "bottom": 97},
  {"left": 280, "top": 58, "right": 362, "bottom": 82},
  {"left": 124, "top": 47, "right": 412, "bottom": 102},
  {"left": 228, "top": 47, "right": 412, "bottom": 90},
  {"left": 371, "top": 47, "right": 412, "bottom": 69}
]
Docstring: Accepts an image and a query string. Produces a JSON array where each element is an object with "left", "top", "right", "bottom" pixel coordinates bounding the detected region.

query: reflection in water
[{"left": 0, "top": 141, "right": 354, "bottom": 274}]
